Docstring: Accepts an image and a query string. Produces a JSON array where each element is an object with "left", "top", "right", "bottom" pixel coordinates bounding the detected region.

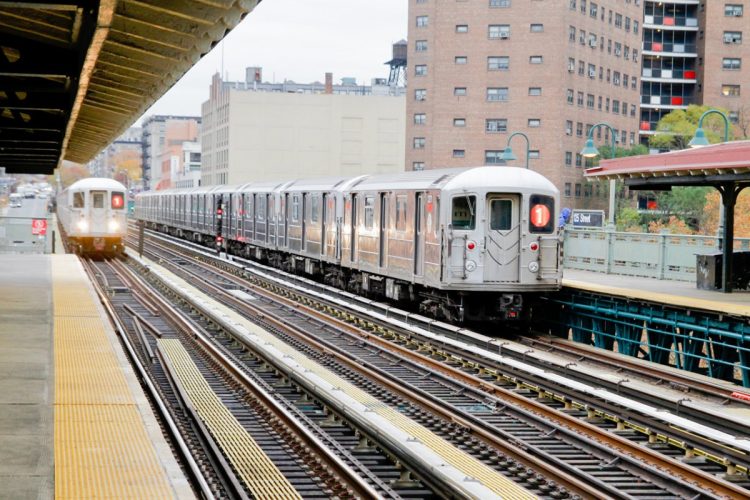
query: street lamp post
[
  {"left": 500, "top": 131, "right": 531, "bottom": 169},
  {"left": 580, "top": 122, "right": 617, "bottom": 226},
  {"left": 688, "top": 109, "right": 730, "bottom": 147}
]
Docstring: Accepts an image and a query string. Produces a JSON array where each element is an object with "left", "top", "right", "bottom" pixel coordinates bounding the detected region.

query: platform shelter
[{"left": 585, "top": 140, "right": 750, "bottom": 292}]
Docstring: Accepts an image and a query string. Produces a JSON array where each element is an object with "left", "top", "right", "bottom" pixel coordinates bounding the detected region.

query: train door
[
  {"left": 265, "top": 195, "right": 270, "bottom": 244},
  {"left": 484, "top": 194, "right": 520, "bottom": 282},
  {"left": 90, "top": 190, "right": 107, "bottom": 232},
  {"left": 321, "top": 193, "right": 328, "bottom": 257},
  {"left": 414, "top": 193, "right": 425, "bottom": 276},
  {"left": 301, "top": 193, "right": 307, "bottom": 251},
  {"left": 283, "top": 193, "right": 289, "bottom": 247},
  {"left": 379, "top": 193, "right": 387, "bottom": 268},
  {"left": 350, "top": 194, "right": 358, "bottom": 262}
]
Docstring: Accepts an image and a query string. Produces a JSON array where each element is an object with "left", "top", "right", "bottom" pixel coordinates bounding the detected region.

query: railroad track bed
[{"left": 124, "top": 228, "right": 750, "bottom": 498}]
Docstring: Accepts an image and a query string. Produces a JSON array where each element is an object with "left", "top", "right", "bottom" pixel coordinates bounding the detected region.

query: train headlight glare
[
  {"left": 108, "top": 220, "right": 119, "bottom": 232},
  {"left": 465, "top": 260, "right": 477, "bottom": 272},
  {"left": 528, "top": 261, "right": 540, "bottom": 273},
  {"left": 76, "top": 219, "right": 88, "bottom": 232}
]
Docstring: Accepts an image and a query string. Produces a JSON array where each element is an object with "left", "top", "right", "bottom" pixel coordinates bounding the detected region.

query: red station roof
[{"left": 585, "top": 140, "right": 750, "bottom": 182}]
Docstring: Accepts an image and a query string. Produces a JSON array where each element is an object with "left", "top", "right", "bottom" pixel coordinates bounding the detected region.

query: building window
[
  {"left": 415, "top": 40, "right": 428, "bottom": 51},
  {"left": 724, "top": 31, "right": 743, "bottom": 44},
  {"left": 580, "top": 0, "right": 586, "bottom": 14},
  {"left": 566, "top": 88, "right": 574, "bottom": 104},
  {"left": 586, "top": 94, "right": 594, "bottom": 108},
  {"left": 530, "top": 23, "right": 544, "bottom": 32},
  {"left": 529, "top": 150, "right": 540, "bottom": 159},
  {"left": 575, "top": 183, "right": 582, "bottom": 197},
  {"left": 576, "top": 153, "right": 582, "bottom": 167},
  {"left": 577, "top": 91, "right": 584, "bottom": 106},
  {"left": 414, "top": 113, "right": 426, "bottom": 125},
  {"left": 612, "top": 100, "right": 620, "bottom": 113},
  {"left": 416, "top": 16, "right": 428, "bottom": 27},
  {"left": 528, "top": 118, "right": 541, "bottom": 127},
  {"left": 564, "top": 183, "right": 572, "bottom": 197},
  {"left": 598, "top": 96, "right": 603, "bottom": 110},
  {"left": 415, "top": 89, "right": 427, "bottom": 101},
  {"left": 576, "top": 122, "right": 583, "bottom": 136},
  {"left": 722, "top": 84, "right": 741, "bottom": 96},
  {"left": 415, "top": 64, "right": 427, "bottom": 76},
  {"left": 633, "top": 20, "right": 639, "bottom": 34},
  {"left": 725, "top": 4, "right": 744, "bottom": 16},
  {"left": 613, "top": 71, "right": 621, "bottom": 85},
  {"left": 413, "top": 137, "right": 426, "bottom": 149},
  {"left": 565, "top": 120, "right": 573, "bottom": 135},
  {"left": 579, "top": 29, "right": 586, "bottom": 45},
  {"left": 455, "top": 56, "right": 468, "bottom": 64},
  {"left": 565, "top": 152, "right": 573, "bottom": 166},
  {"left": 454, "top": 118, "right": 466, "bottom": 127},
  {"left": 528, "top": 87, "right": 542, "bottom": 96},
  {"left": 568, "top": 57, "right": 575, "bottom": 72},
  {"left": 578, "top": 60, "right": 585, "bottom": 75},
  {"left": 588, "top": 63, "right": 596, "bottom": 78},
  {"left": 454, "top": 87, "right": 467, "bottom": 96},
  {"left": 615, "top": 13, "right": 622, "bottom": 28},
  {"left": 614, "top": 42, "right": 622, "bottom": 56},
  {"left": 413, "top": 162, "right": 425, "bottom": 171},
  {"left": 729, "top": 111, "right": 740, "bottom": 123},
  {"left": 529, "top": 55, "right": 543, "bottom": 64},
  {"left": 486, "top": 118, "right": 508, "bottom": 133},
  {"left": 588, "top": 33, "right": 597, "bottom": 48},
  {"left": 487, "top": 87, "right": 509, "bottom": 101},
  {"left": 590, "top": 2, "right": 597, "bottom": 17},
  {"left": 723, "top": 58, "right": 742, "bottom": 70},
  {"left": 453, "top": 149, "right": 465, "bottom": 158},
  {"left": 490, "top": 0, "right": 511, "bottom": 6},
  {"left": 488, "top": 24, "right": 511, "bottom": 39},
  {"left": 488, "top": 56, "right": 510, "bottom": 70},
  {"left": 456, "top": 24, "right": 469, "bottom": 33},
  {"left": 485, "top": 150, "right": 504, "bottom": 164},
  {"left": 630, "top": 104, "right": 636, "bottom": 117},
  {"left": 569, "top": 26, "right": 576, "bottom": 41}
]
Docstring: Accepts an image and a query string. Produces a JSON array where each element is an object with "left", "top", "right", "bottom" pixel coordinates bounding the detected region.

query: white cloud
[{"left": 138, "top": 0, "right": 407, "bottom": 121}]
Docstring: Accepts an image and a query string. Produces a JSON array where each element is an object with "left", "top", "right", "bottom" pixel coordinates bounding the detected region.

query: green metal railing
[{"left": 563, "top": 227, "right": 750, "bottom": 281}]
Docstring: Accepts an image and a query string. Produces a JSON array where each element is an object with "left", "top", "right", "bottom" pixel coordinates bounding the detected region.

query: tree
[
  {"left": 702, "top": 189, "right": 750, "bottom": 238},
  {"left": 649, "top": 104, "right": 734, "bottom": 150}
]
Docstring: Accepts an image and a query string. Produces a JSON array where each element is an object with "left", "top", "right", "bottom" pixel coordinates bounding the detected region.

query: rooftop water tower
[{"left": 385, "top": 40, "right": 407, "bottom": 86}]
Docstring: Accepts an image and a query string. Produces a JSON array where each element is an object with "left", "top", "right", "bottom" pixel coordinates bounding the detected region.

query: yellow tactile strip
[
  {"left": 53, "top": 256, "right": 174, "bottom": 499},
  {"left": 145, "top": 255, "right": 535, "bottom": 499},
  {"left": 158, "top": 339, "right": 302, "bottom": 500}
]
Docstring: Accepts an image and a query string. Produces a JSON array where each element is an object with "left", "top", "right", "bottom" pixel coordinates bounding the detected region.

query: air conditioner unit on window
[
  {"left": 568, "top": 66, "right": 575, "bottom": 72},
  {"left": 500, "top": 33, "right": 510, "bottom": 39},
  {"left": 589, "top": 39, "right": 597, "bottom": 47},
  {"left": 589, "top": 70, "right": 596, "bottom": 77}
]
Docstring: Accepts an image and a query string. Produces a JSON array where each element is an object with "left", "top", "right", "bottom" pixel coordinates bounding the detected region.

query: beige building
[
  {"left": 201, "top": 73, "right": 406, "bottom": 186},
  {"left": 406, "top": 0, "right": 642, "bottom": 207},
  {"left": 698, "top": 2, "right": 750, "bottom": 135}
]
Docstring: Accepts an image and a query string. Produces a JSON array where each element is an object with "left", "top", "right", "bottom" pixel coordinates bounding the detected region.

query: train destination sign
[{"left": 571, "top": 210, "right": 604, "bottom": 228}]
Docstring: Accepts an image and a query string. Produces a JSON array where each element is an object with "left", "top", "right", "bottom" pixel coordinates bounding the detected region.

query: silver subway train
[
  {"left": 136, "top": 167, "right": 561, "bottom": 321},
  {"left": 57, "top": 178, "right": 128, "bottom": 256}
]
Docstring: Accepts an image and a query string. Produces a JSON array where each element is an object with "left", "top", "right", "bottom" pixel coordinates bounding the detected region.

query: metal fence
[
  {"left": 0, "top": 216, "right": 53, "bottom": 254},
  {"left": 563, "top": 228, "right": 750, "bottom": 281}
]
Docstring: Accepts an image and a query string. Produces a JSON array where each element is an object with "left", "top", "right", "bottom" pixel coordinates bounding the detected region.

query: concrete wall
[{"left": 203, "top": 90, "right": 405, "bottom": 185}]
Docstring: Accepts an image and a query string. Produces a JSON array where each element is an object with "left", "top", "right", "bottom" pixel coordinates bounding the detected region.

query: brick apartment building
[{"left": 406, "top": 0, "right": 643, "bottom": 207}]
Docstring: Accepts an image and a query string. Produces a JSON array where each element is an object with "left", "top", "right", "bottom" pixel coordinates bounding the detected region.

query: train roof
[
  {"left": 349, "top": 166, "right": 558, "bottom": 194},
  {"left": 66, "top": 177, "right": 127, "bottom": 192}
]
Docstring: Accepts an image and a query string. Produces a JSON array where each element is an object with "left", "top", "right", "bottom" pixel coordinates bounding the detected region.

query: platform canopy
[
  {"left": 585, "top": 140, "right": 750, "bottom": 292},
  {"left": 0, "top": 0, "right": 259, "bottom": 175}
]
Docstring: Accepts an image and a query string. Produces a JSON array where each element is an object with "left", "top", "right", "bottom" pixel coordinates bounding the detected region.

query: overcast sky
[{"left": 137, "top": 0, "right": 408, "bottom": 122}]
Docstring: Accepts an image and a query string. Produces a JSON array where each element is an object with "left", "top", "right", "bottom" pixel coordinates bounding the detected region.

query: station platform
[
  {"left": 563, "top": 268, "right": 750, "bottom": 318},
  {"left": 0, "top": 254, "right": 191, "bottom": 498}
]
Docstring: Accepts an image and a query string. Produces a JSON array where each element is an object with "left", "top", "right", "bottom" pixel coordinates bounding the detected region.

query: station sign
[
  {"left": 31, "top": 219, "right": 47, "bottom": 236},
  {"left": 571, "top": 210, "right": 604, "bottom": 228}
]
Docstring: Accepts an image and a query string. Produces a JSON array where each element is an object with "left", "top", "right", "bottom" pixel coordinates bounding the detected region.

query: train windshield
[
  {"left": 73, "top": 192, "right": 84, "bottom": 208},
  {"left": 529, "top": 194, "right": 555, "bottom": 233},
  {"left": 451, "top": 195, "right": 475, "bottom": 230},
  {"left": 92, "top": 191, "right": 105, "bottom": 209}
]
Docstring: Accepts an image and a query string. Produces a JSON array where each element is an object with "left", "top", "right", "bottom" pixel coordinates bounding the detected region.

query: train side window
[
  {"left": 529, "top": 194, "right": 555, "bottom": 233},
  {"left": 395, "top": 194, "right": 407, "bottom": 231},
  {"left": 92, "top": 191, "right": 105, "bottom": 209},
  {"left": 489, "top": 199, "right": 512, "bottom": 230},
  {"left": 364, "top": 195, "right": 375, "bottom": 229},
  {"left": 292, "top": 195, "right": 300, "bottom": 222},
  {"left": 452, "top": 195, "right": 475, "bottom": 230},
  {"left": 73, "top": 192, "right": 84, "bottom": 208},
  {"left": 257, "top": 196, "right": 266, "bottom": 220},
  {"left": 310, "top": 194, "right": 320, "bottom": 222}
]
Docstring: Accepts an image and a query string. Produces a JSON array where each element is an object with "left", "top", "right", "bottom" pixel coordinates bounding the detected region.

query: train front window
[
  {"left": 92, "top": 191, "right": 105, "bottom": 209},
  {"left": 73, "top": 192, "right": 84, "bottom": 208},
  {"left": 489, "top": 199, "right": 512, "bottom": 230},
  {"left": 451, "top": 195, "right": 475, "bottom": 230}
]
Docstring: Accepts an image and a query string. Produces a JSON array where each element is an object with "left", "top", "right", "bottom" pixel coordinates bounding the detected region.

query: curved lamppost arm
[
  {"left": 692, "top": 109, "right": 730, "bottom": 145},
  {"left": 506, "top": 131, "right": 530, "bottom": 169},
  {"left": 580, "top": 122, "right": 618, "bottom": 225}
]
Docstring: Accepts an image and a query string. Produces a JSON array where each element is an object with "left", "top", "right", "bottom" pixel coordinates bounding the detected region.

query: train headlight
[
  {"left": 465, "top": 260, "right": 477, "bottom": 272},
  {"left": 108, "top": 220, "right": 120, "bottom": 232},
  {"left": 528, "top": 261, "right": 540, "bottom": 273},
  {"left": 76, "top": 219, "right": 88, "bottom": 232}
]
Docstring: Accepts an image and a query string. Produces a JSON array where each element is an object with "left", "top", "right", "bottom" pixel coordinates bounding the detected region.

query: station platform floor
[
  {"left": 563, "top": 268, "right": 750, "bottom": 317},
  {"left": 0, "top": 254, "right": 191, "bottom": 498}
]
